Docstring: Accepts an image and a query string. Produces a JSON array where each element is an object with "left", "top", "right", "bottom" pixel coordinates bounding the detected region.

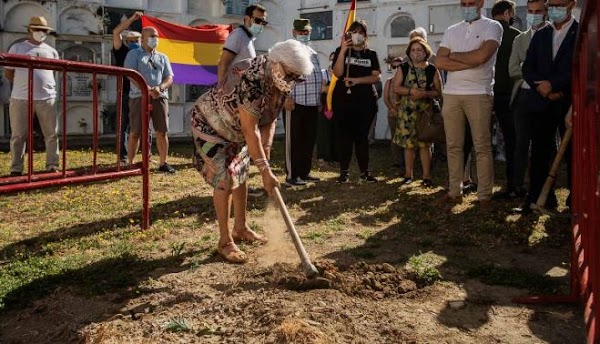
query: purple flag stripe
[{"left": 171, "top": 63, "right": 218, "bottom": 85}]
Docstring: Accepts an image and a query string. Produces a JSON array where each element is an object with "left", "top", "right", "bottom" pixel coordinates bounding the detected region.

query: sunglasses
[
  {"left": 31, "top": 28, "right": 49, "bottom": 33},
  {"left": 252, "top": 17, "right": 268, "bottom": 26}
]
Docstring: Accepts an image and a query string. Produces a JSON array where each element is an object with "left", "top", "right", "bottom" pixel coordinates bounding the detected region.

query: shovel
[
  {"left": 530, "top": 127, "right": 572, "bottom": 214},
  {"left": 273, "top": 187, "right": 319, "bottom": 278}
]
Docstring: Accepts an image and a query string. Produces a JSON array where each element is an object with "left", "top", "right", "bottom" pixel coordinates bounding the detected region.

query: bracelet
[{"left": 254, "top": 158, "right": 270, "bottom": 173}]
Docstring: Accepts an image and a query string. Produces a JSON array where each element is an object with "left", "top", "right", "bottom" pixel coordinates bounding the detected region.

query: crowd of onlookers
[
  {"left": 287, "top": 0, "right": 576, "bottom": 215},
  {"left": 4, "top": 0, "right": 576, "bottom": 219},
  {"left": 2, "top": 0, "right": 578, "bottom": 262}
]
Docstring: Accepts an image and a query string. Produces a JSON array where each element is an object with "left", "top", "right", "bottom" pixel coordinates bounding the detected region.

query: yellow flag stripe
[{"left": 159, "top": 38, "right": 223, "bottom": 65}]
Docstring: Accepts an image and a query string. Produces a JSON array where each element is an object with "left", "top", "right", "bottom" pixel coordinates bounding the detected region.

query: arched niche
[
  {"left": 62, "top": 45, "right": 96, "bottom": 63},
  {"left": 189, "top": 18, "right": 209, "bottom": 28},
  {"left": 5, "top": 3, "right": 50, "bottom": 33},
  {"left": 58, "top": 6, "right": 101, "bottom": 35},
  {"left": 388, "top": 13, "right": 416, "bottom": 38}
]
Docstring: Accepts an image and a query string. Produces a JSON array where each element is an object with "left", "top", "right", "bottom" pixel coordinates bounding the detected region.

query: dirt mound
[{"left": 260, "top": 260, "right": 418, "bottom": 299}]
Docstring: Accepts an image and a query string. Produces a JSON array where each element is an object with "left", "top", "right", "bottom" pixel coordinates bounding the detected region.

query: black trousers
[
  {"left": 526, "top": 94, "right": 572, "bottom": 206},
  {"left": 513, "top": 89, "right": 534, "bottom": 190},
  {"left": 284, "top": 104, "right": 318, "bottom": 180},
  {"left": 494, "top": 93, "right": 516, "bottom": 189},
  {"left": 317, "top": 92, "right": 337, "bottom": 162},
  {"left": 333, "top": 100, "right": 376, "bottom": 173}
]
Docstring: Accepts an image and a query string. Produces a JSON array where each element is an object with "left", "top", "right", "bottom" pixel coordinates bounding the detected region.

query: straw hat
[{"left": 26, "top": 16, "right": 54, "bottom": 31}]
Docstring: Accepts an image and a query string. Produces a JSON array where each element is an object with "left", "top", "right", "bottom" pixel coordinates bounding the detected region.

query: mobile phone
[{"left": 344, "top": 32, "right": 352, "bottom": 41}]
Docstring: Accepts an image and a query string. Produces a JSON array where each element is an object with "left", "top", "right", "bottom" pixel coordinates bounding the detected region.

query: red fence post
[{"left": 0, "top": 54, "right": 151, "bottom": 230}]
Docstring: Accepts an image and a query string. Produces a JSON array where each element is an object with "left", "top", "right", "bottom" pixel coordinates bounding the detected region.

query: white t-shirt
[
  {"left": 8, "top": 40, "right": 59, "bottom": 100},
  {"left": 440, "top": 16, "right": 503, "bottom": 95},
  {"left": 223, "top": 26, "right": 256, "bottom": 72}
]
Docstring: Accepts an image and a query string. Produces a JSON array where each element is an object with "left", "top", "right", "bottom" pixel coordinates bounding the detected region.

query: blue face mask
[
  {"left": 296, "top": 34, "right": 310, "bottom": 44},
  {"left": 462, "top": 6, "right": 479, "bottom": 22},
  {"left": 147, "top": 37, "right": 158, "bottom": 49},
  {"left": 128, "top": 42, "right": 140, "bottom": 50},
  {"left": 248, "top": 23, "right": 263, "bottom": 37},
  {"left": 548, "top": 6, "right": 568, "bottom": 23},
  {"left": 526, "top": 13, "right": 545, "bottom": 28}
]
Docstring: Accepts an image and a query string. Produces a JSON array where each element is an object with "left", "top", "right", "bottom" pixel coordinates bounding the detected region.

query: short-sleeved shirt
[
  {"left": 440, "top": 16, "right": 503, "bottom": 95},
  {"left": 191, "top": 55, "right": 286, "bottom": 143},
  {"left": 331, "top": 47, "right": 380, "bottom": 101},
  {"left": 8, "top": 41, "right": 59, "bottom": 100},
  {"left": 112, "top": 44, "right": 131, "bottom": 95},
  {"left": 124, "top": 48, "right": 174, "bottom": 99},
  {"left": 290, "top": 46, "right": 322, "bottom": 107},
  {"left": 223, "top": 26, "right": 256, "bottom": 76}
]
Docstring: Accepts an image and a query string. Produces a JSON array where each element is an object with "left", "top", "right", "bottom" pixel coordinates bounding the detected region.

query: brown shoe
[
  {"left": 435, "top": 193, "right": 463, "bottom": 205},
  {"left": 477, "top": 199, "right": 492, "bottom": 212}
]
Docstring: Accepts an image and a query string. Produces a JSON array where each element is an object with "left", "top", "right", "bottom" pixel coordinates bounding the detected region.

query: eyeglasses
[
  {"left": 252, "top": 17, "right": 268, "bottom": 26},
  {"left": 30, "top": 28, "right": 49, "bottom": 33}
]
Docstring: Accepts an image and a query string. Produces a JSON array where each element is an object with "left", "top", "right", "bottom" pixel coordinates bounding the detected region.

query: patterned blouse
[{"left": 191, "top": 55, "right": 286, "bottom": 143}]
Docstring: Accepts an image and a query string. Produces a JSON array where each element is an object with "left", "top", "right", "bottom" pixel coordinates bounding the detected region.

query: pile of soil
[{"left": 262, "top": 261, "right": 419, "bottom": 299}]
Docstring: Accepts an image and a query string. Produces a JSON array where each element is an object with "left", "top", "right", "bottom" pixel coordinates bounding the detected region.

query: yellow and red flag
[
  {"left": 141, "top": 15, "right": 232, "bottom": 85},
  {"left": 325, "top": 0, "right": 356, "bottom": 117}
]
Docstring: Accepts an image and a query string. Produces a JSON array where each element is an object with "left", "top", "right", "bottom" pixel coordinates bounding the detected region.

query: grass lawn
[{"left": 0, "top": 141, "right": 583, "bottom": 343}]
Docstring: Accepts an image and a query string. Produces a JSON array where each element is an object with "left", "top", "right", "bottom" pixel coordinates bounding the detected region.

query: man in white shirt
[
  {"left": 5, "top": 16, "right": 60, "bottom": 176},
  {"left": 216, "top": 4, "right": 267, "bottom": 92},
  {"left": 435, "top": 0, "right": 503, "bottom": 207}
]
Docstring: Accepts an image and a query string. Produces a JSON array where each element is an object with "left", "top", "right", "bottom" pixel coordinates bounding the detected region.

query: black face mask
[{"left": 508, "top": 17, "right": 515, "bottom": 25}]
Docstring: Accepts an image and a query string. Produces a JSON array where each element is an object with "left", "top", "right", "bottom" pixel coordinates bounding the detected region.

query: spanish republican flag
[
  {"left": 325, "top": 0, "right": 356, "bottom": 117},
  {"left": 141, "top": 16, "right": 232, "bottom": 85}
]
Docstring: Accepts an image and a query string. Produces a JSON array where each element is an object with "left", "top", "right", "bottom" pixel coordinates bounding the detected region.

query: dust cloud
[{"left": 255, "top": 202, "right": 299, "bottom": 267}]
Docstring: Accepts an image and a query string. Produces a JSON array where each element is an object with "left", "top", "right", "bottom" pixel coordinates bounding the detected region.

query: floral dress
[
  {"left": 190, "top": 55, "right": 286, "bottom": 191},
  {"left": 393, "top": 65, "right": 433, "bottom": 149}
]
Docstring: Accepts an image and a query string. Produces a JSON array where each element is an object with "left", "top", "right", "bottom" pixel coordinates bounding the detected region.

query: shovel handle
[{"left": 273, "top": 187, "right": 319, "bottom": 277}]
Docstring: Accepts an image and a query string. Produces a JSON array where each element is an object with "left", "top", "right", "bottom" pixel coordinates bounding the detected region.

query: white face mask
[
  {"left": 351, "top": 33, "right": 365, "bottom": 45},
  {"left": 32, "top": 31, "right": 47, "bottom": 43},
  {"left": 147, "top": 37, "right": 159, "bottom": 49}
]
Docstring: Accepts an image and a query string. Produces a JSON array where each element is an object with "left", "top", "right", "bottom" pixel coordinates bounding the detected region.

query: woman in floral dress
[
  {"left": 190, "top": 40, "right": 313, "bottom": 263},
  {"left": 393, "top": 37, "right": 442, "bottom": 187}
]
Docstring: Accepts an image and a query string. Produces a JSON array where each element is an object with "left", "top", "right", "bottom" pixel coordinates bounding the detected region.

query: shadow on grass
[
  {"left": 0, "top": 249, "right": 219, "bottom": 343},
  {"left": 0, "top": 194, "right": 214, "bottom": 262},
  {"left": 319, "top": 181, "right": 584, "bottom": 344}
]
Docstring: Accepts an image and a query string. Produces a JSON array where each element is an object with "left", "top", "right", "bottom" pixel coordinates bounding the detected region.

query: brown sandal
[
  {"left": 217, "top": 242, "right": 248, "bottom": 264},
  {"left": 231, "top": 228, "right": 268, "bottom": 244}
]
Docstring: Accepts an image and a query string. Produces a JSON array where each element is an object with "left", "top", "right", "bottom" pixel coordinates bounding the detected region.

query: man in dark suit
[
  {"left": 491, "top": 0, "right": 521, "bottom": 199},
  {"left": 514, "top": 0, "right": 578, "bottom": 214}
]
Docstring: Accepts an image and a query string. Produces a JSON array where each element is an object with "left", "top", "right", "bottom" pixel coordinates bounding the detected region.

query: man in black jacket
[
  {"left": 491, "top": 0, "right": 522, "bottom": 199},
  {"left": 514, "top": 0, "right": 578, "bottom": 214}
]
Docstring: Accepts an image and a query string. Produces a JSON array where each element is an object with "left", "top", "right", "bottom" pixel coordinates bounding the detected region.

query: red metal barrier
[
  {"left": 0, "top": 53, "right": 151, "bottom": 229},
  {"left": 572, "top": 2, "right": 600, "bottom": 342},
  {"left": 511, "top": 2, "right": 600, "bottom": 343}
]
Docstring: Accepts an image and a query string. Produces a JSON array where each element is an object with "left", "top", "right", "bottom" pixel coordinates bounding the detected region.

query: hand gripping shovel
[{"left": 273, "top": 187, "right": 319, "bottom": 278}]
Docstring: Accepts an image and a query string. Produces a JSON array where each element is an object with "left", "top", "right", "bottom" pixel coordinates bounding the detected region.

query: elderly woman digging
[{"left": 190, "top": 39, "right": 313, "bottom": 263}]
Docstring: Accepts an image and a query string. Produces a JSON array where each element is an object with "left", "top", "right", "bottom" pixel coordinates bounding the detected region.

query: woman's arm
[
  {"left": 239, "top": 108, "right": 279, "bottom": 195},
  {"left": 345, "top": 70, "right": 381, "bottom": 86},
  {"left": 383, "top": 78, "right": 394, "bottom": 111},
  {"left": 392, "top": 67, "right": 410, "bottom": 96}
]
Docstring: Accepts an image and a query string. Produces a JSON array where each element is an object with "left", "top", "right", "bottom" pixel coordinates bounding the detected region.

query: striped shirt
[{"left": 290, "top": 46, "right": 322, "bottom": 106}]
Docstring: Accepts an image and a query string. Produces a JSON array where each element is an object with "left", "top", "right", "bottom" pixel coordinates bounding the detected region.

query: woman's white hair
[
  {"left": 268, "top": 39, "right": 314, "bottom": 76},
  {"left": 409, "top": 27, "right": 428, "bottom": 41}
]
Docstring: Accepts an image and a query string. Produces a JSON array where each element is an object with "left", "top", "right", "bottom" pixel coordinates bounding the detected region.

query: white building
[{"left": 0, "top": 0, "right": 582, "bottom": 145}]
